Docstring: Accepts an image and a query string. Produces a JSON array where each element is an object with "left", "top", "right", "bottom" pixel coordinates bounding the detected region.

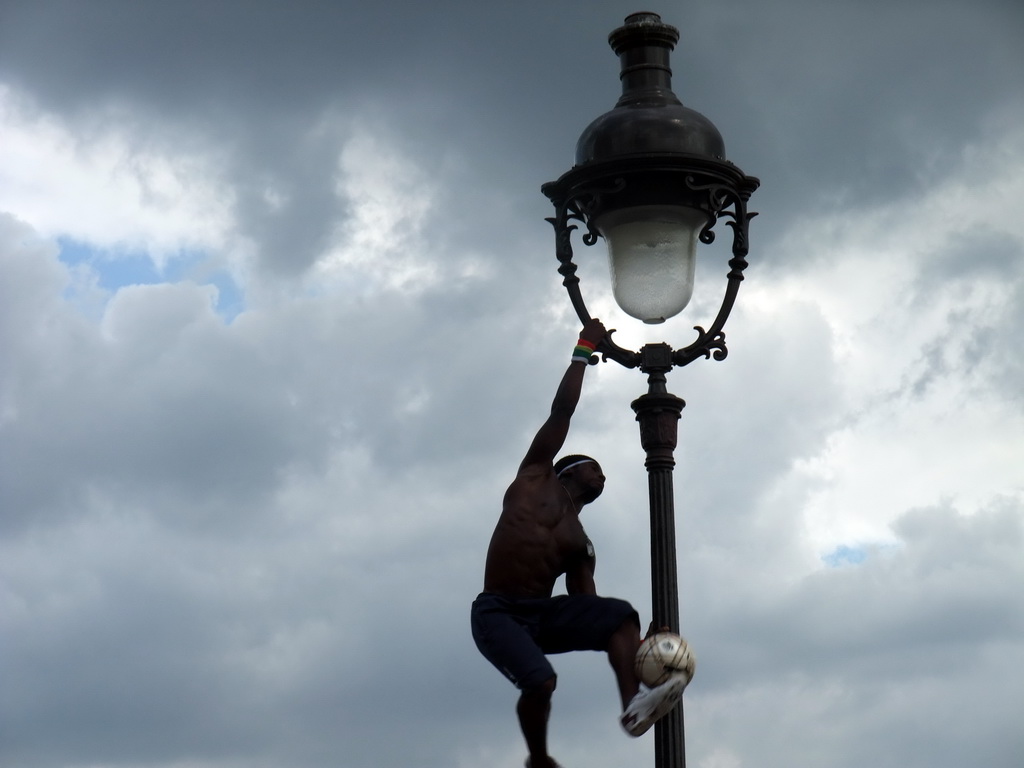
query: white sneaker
[{"left": 620, "top": 675, "right": 688, "bottom": 737}]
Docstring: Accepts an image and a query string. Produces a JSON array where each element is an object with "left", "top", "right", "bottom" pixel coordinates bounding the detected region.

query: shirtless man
[{"left": 471, "top": 319, "right": 687, "bottom": 768}]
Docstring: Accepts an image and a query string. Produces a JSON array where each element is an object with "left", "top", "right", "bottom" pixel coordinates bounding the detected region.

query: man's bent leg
[
  {"left": 472, "top": 595, "right": 562, "bottom": 764},
  {"left": 517, "top": 676, "right": 557, "bottom": 768},
  {"left": 606, "top": 615, "right": 689, "bottom": 737},
  {"left": 606, "top": 616, "right": 643, "bottom": 709}
]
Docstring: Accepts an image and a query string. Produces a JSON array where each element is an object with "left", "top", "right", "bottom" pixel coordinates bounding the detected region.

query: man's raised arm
[{"left": 518, "top": 319, "right": 606, "bottom": 473}]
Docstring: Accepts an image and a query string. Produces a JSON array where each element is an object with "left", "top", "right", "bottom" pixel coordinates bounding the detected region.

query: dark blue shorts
[{"left": 471, "top": 592, "right": 639, "bottom": 690}]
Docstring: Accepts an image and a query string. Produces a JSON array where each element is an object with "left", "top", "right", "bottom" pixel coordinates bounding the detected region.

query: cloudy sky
[{"left": 2, "top": 1, "right": 1023, "bottom": 767}]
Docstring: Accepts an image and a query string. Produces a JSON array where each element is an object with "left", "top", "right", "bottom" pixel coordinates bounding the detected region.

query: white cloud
[
  {"left": 752, "top": 118, "right": 1024, "bottom": 554},
  {"left": 0, "top": 86, "right": 234, "bottom": 264}
]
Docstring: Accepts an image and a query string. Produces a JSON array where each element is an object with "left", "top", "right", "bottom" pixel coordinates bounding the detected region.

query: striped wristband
[{"left": 572, "top": 338, "right": 597, "bottom": 363}]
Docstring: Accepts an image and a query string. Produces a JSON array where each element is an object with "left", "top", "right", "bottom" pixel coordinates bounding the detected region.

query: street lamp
[{"left": 541, "top": 12, "right": 758, "bottom": 768}]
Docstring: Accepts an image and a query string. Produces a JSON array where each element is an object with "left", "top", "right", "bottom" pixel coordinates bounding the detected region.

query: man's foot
[
  {"left": 525, "top": 758, "right": 562, "bottom": 768},
  {"left": 620, "top": 675, "right": 688, "bottom": 737}
]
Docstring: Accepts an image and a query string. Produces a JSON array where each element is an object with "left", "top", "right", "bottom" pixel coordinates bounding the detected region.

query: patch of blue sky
[
  {"left": 821, "top": 544, "right": 868, "bottom": 568},
  {"left": 57, "top": 237, "right": 244, "bottom": 322}
]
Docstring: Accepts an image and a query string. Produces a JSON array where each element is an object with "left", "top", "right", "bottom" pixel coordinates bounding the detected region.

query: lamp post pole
[
  {"left": 541, "top": 12, "right": 758, "bottom": 768},
  {"left": 632, "top": 346, "right": 688, "bottom": 767}
]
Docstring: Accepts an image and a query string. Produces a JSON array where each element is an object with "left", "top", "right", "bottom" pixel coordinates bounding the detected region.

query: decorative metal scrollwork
[{"left": 545, "top": 191, "right": 640, "bottom": 369}]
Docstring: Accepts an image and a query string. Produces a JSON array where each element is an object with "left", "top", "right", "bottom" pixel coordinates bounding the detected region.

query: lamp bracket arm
[
  {"left": 546, "top": 195, "right": 640, "bottom": 369},
  {"left": 673, "top": 245, "right": 749, "bottom": 366},
  {"left": 670, "top": 175, "right": 757, "bottom": 367}
]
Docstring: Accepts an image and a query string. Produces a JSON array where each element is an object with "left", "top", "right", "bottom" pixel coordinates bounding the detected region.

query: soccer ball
[{"left": 634, "top": 632, "right": 696, "bottom": 688}]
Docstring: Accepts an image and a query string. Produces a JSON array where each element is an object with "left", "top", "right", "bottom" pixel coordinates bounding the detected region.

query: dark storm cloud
[
  {"left": 0, "top": 4, "right": 662, "bottom": 277},
  {"left": 4, "top": 1, "right": 1019, "bottom": 274},
  {"left": 676, "top": 1, "right": 1024, "bottom": 257}
]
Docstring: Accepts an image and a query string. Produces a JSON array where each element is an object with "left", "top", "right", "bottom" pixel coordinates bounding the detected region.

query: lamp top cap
[
  {"left": 572, "top": 11, "right": 726, "bottom": 166},
  {"left": 609, "top": 12, "right": 680, "bottom": 53}
]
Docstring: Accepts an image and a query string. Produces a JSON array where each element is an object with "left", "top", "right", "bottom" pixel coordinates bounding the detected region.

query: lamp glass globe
[{"left": 597, "top": 205, "right": 706, "bottom": 324}]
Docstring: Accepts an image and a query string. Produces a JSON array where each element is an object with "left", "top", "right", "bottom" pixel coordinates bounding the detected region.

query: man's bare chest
[{"left": 551, "top": 512, "right": 591, "bottom": 559}]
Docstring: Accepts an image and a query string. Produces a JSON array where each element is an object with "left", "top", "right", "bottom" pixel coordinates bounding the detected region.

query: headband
[{"left": 556, "top": 459, "right": 596, "bottom": 477}]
